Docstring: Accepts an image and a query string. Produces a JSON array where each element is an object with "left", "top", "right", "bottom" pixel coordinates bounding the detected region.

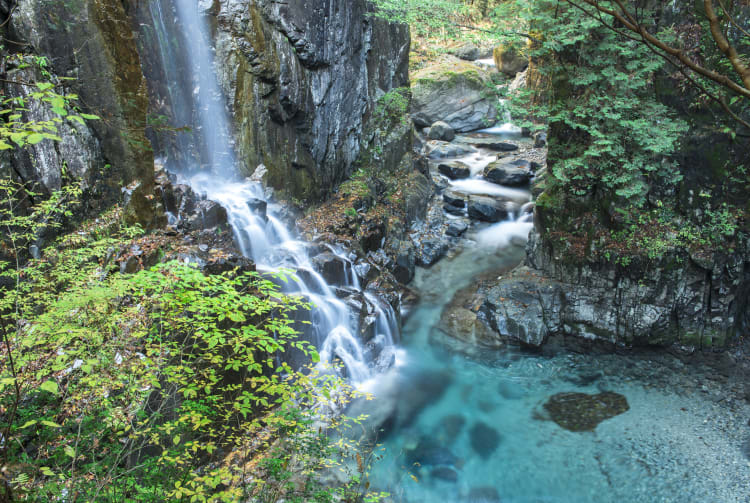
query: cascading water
[{"left": 149, "top": 0, "right": 398, "bottom": 385}]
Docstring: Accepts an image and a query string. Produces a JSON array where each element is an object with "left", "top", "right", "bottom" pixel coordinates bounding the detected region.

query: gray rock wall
[
  {"left": 479, "top": 229, "right": 750, "bottom": 351},
  {"left": 2, "top": 0, "right": 155, "bottom": 223},
  {"left": 212, "top": 0, "right": 410, "bottom": 201}
]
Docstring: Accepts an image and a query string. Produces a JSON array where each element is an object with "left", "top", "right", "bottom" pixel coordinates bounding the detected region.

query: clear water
[{"left": 355, "top": 229, "right": 750, "bottom": 503}]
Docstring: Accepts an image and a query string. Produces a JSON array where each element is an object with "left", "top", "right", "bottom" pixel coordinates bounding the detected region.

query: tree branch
[
  {"left": 704, "top": 0, "right": 750, "bottom": 89},
  {"left": 577, "top": 0, "right": 750, "bottom": 99}
]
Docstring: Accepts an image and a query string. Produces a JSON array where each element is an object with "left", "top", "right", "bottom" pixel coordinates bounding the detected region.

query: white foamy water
[
  {"left": 449, "top": 179, "right": 531, "bottom": 203},
  {"left": 152, "top": 0, "right": 399, "bottom": 386},
  {"left": 475, "top": 220, "right": 534, "bottom": 248}
]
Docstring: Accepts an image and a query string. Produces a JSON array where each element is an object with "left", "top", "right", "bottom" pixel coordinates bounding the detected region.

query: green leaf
[
  {"left": 27, "top": 133, "right": 44, "bottom": 145},
  {"left": 40, "top": 380, "right": 59, "bottom": 395},
  {"left": 80, "top": 113, "right": 100, "bottom": 120},
  {"left": 64, "top": 445, "right": 76, "bottom": 458},
  {"left": 41, "top": 420, "right": 61, "bottom": 428},
  {"left": 19, "top": 419, "right": 37, "bottom": 429}
]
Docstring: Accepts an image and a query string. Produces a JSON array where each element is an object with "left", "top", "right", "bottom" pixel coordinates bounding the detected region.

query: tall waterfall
[{"left": 148, "top": 0, "right": 398, "bottom": 385}]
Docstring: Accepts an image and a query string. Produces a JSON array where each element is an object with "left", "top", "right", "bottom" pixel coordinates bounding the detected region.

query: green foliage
[
  {"left": 371, "top": 87, "right": 411, "bottom": 129},
  {"left": 0, "top": 52, "right": 100, "bottom": 151},
  {"left": 503, "top": 1, "right": 689, "bottom": 205},
  {"left": 0, "top": 195, "right": 386, "bottom": 501}
]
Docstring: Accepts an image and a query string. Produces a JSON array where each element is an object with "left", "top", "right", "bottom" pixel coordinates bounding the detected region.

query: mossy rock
[
  {"left": 410, "top": 60, "right": 498, "bottom": 133},
  {"left": 493, "top": 44, "right": 528, "bottom": 76}
]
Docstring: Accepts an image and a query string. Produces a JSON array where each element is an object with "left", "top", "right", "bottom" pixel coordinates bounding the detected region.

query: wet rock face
[
  {"left": 6, "top": 0, "right": 154, "bottom": 223},
  {"left": 543, "top": 391, "right": 629, "bottom": 432},
  {"left": 208, "top": 0, "right": 410, "bottom": 201},
  {"left": 478, "top": 231, "right": 749, "bottom": 351},
  {"left": 467, "top": 196, "right": 512, "bottom": 222}
]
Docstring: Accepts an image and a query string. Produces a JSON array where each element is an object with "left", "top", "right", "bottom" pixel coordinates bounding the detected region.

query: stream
[
  {"left": 355, "top": 227, "right": 750, "bottom": 502},
  {"left": 148, "top": 2, "right": 750, "bottom": 501}
]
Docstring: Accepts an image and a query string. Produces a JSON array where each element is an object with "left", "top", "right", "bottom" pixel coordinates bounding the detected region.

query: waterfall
[{"left": 148, "top": 0, "right": 399, "bottom": 385}]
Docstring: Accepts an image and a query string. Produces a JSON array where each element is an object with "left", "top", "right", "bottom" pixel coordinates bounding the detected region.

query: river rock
[
  {"left": 438, "top": 161, "right": 472, "bottom": 180},
  {"left": 493, "top": 44, "right": 528, "bottom": 76},
  {"left": 454, "top": 135, "right": 520, "bottom": 152},
  {"left": 428, "top": 121, "right": 456, "bottom": 141},
  {"left": 479, "top": 268, "right": 561, "bottom": 347},
  {"left": 311, "top": 251, "right": 349, "bottom": 285},
  {"left": 534, "top": 130, "right": 547, "bottom": 148},
  {"left": 467, "top": 196, "right": 511, "bottom": 222},
  {"left": 405, "top": 437, "right": 459, "bottom": 467},
  {"left": 391, "top": 240, "right": 416, "bottom": 284},
  {"left": 431, "top": 466, "right": 459, "bottom": 482},
  {"left": 444, "top": 203, "right": 466, "bottom": 216},
  {"left": 416, "top": 237, "right": 450, "bottom": 267},
  {"left": 446, "top": 221, "right": 469, "bottom": 237},
  {"left": 543, "top": 391, "right": 630, "bottom": 432},
  {"left": 246, "top": 197, "right": 268, "bottom": 220},
  {"left": 484, "top": 160, "right": 533, "bottom": 186},
  {"left": 443, "top": 189, "right": 466, "bottom": 208},
  {"left": 427, "top": 141, "right": 478, "bottom": 159},
  {"left": 469, "top": 422, "right": 501, "bottom": 459},
  {"left": 189, "top": 200, "right": 228, "bottom": 230},
  {"left": 411, "top": 61, "right": 498, "bottom": 132},
  {"left": 454, "top": 43, "right": 481, "bottom": 61}
]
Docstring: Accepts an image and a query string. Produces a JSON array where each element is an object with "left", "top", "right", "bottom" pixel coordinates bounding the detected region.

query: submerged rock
[
  {"left": 438, "top": 414, "right": 466, "bottom": 439},
  {"left": 543, "top": 391, "right": 630, "bottom": 432},
  {"left": 431, "top": 466, "right": 459, "bottom": 482},
  {"left": 405, "top": 437, "right": 459, "bottom": 468},
  {"left": 469, "top": 422, "right": 501, "bottom": 459}
]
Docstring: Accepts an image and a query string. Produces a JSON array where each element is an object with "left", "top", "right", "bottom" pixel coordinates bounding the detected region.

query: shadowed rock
[
  {"left": 469, "top": 422, "right": 501, "bottom": 459},
  {"left": 543, "top": 391, "right": 629, "bottom": 432}
]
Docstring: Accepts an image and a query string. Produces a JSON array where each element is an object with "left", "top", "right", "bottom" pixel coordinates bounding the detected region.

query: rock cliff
[
  {"left": 136, "top": 0, "right": 410, "bottom": 202},
  {"left": 2, "top": 0, "right": 155, "bottom": 224}
]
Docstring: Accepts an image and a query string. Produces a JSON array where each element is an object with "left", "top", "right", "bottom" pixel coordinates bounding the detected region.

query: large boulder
[
  {"left": 493, "top": 44, "right": 528, "bottom": 76},
  {"left": 426, "top": 141, "right": 477, "bottom": 160},
  {"left": 484, "top": 159, "right": 533, "bottom": 186},
  {"left": 411, "top": 61, "right": 498, "bottom": 133}
]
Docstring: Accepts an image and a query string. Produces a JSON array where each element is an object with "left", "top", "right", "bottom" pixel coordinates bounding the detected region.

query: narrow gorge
[{"left": 1, "top": 1, "right": 749, "bottom": 502}]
